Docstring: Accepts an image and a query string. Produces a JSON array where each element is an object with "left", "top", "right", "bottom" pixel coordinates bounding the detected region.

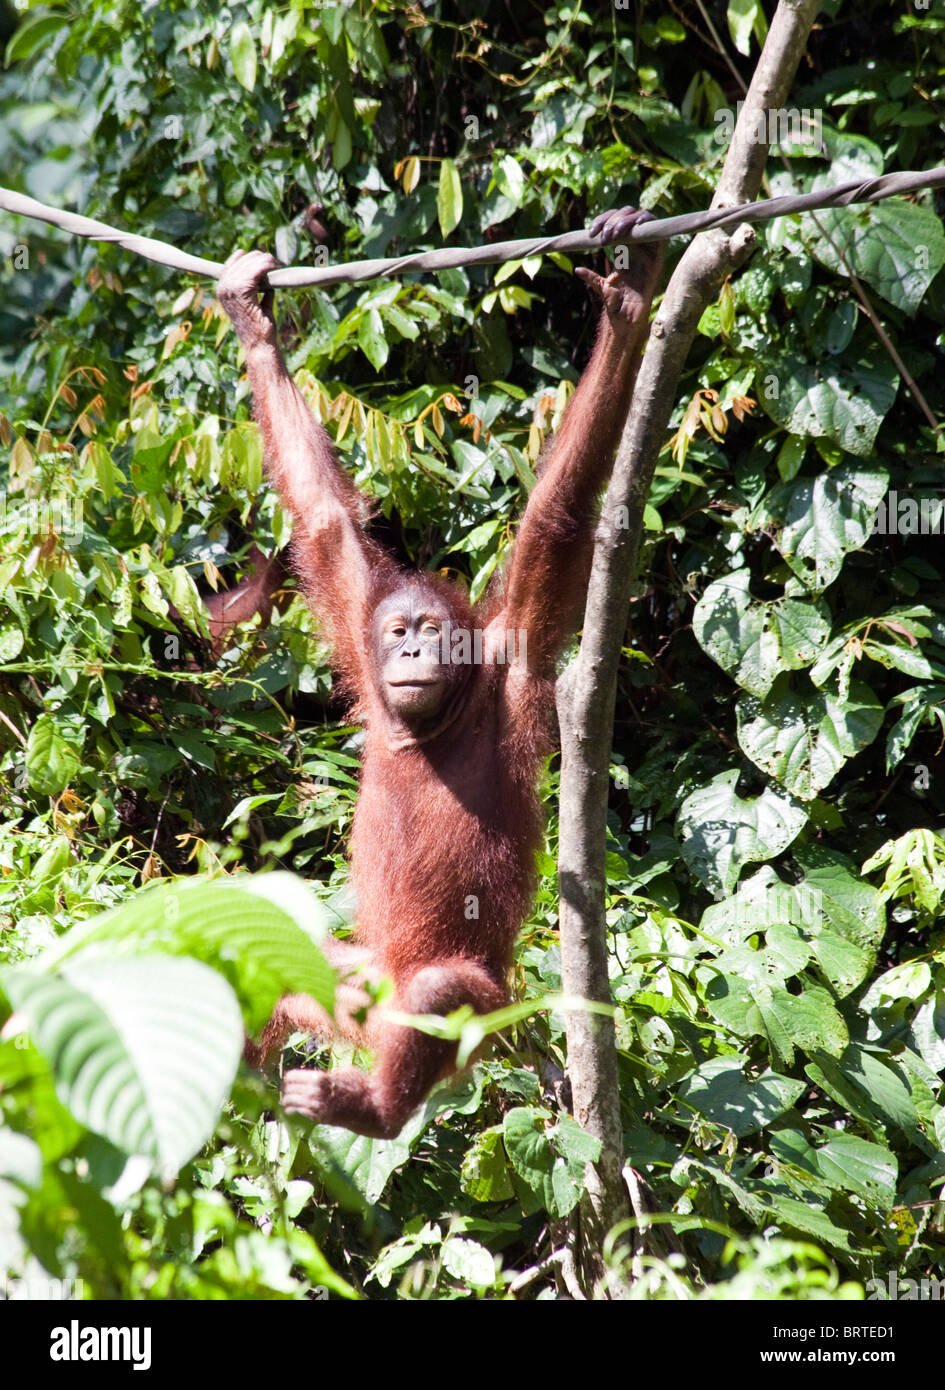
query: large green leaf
[
  {"left": 755, "top": 352, "right": 897, "bottom": 459},
  {"left": 307, "top": 1076, "right": 482, "bottom": 1203},
  {"left": 502, "top": 1107, "right": 599, "bottom": 1218},
  {"left": 678, "top": 770, "right": 807, "bottom": 896},
  {"left": 701, "top": 865, "right": 821, "bottom": 945},
  {"left": 764, "top": 1195, "right": 854, "bottom": 1255},
  {"left": 747, "top": 982, "right": 848, "bottom": 1068},
  {"left": 737, "top": 675, "right": 884, "bottom": 799},
  {"left": 4, "top": 955, "right": 242, "bottom": 1175},
  {"left": 25, "top": 714, "right": 81, "bottom": 796},
  {"left": 814, "top": 1133, "right": 897, "bottom": 1209},
  {"left": 693, "top": 569, "right": 831, "bottom": 696},
  {"left": 806, "top": 926, "right": 873, "bottom": 997},
  {"left": 807, "top": 1047, "right": 921, "bottom": 1144},
  {"left": 807, "top": 198, "right": 945, "bottom": 313},
  {"left": 40, "top": 873, "right": 335, "bottom": 1031},
  {"left": 700, "top": 867, "right": 876, "bottom": 994},
  {"left": 793, "top": 844, "right": 886, "bottom": 950},
  {"left": 460, "top": 1127, "right": 515, "bottom": 1202},
  {"left": 705, "top": 973, "right": 848, "bottom": 1067},
  {"left": 675, "top": 1058, "right": 804, "bottom": 1137},
  {"left": 756, "top": 467, "right": 889, "bottom": 589},
  {"left": 5, "top": 12, "right": 69, "bottom": 63}
]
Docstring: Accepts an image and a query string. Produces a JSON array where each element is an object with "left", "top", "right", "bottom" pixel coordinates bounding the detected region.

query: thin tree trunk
[{"left": 555, "top": 0, "right": 823, "bottom": 1297}]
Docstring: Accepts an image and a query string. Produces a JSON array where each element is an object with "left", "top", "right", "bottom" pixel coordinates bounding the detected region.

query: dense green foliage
[{"left": 1, "top": 0, "right": 945, "bottom": 1300}]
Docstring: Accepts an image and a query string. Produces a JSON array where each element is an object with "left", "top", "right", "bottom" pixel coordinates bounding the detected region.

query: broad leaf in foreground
[{"left": 4, "top": 955, "right": 242, "bottom": 1176}]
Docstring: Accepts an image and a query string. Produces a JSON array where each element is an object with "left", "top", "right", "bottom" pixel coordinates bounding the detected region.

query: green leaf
[
  {"left": 805, "top": 1056, "right": 885, "bottom": 1141},
  {"left": 678, "top": 770, "right": 807, "bottom": 895},
  {"left": 440, "top": 1237, "right": 496, "bottom": 1288},
  {"left": 307, "top": 1077, "right": 479, "bottom": 1203},
  {"left": 701, "top": 865, "right": 877, "bottom": 995},
  {"left": 737, "top": 675, "right": 884, "bottom": 800},
  {"left": 309, "top": 1126, "right": 411, "bottom": 1206},
  {"left": 26, "top": 714, "right": 81, "bottom": 796},
  {"left": 461, "top": 1127, "right": 515, "bottom": 1202},
  {"left": 381, "top": 303, "right": 419, "bottom": 340},
  {"left": 158, "top": 565, "right": 208, "bottom": 634},
  {"left": 270, "top": 9, "right": 300, "bottom": 64},
  {"left": 230, "top": 21, "right": 257, "bottom": 91},
  {"left": 703, "top": 970, "right": 760, "bottom": 1040},
  {"left": 3, "top": 955, "right": 242, "bottom": 1175},
  {"left": 807, "top": 927, "right": 873, "bottom": 997},
  {"left": 758, "top": 467, "right": 889, "bottom": 590},
  {"left": 765, "top": 1195, "right": 854, "bottom": 1254},
  {"left": 332, "top": 118, "right": 352, "bottom": 170},
  {"left": 908, "top": 989, "right": 945, "bottom": 1072},
  {"left": 656, "top": 15, "right": 687, "bottom": 43},
  {"left": 0, "top": 1128, "right": 41, "bottom": 1189},
  {"left": 30, "top": 834, "right": 72, "bottom": 886},
  {"left": 0, "top": 624, "right": 24, "bottom": 660},
  {"left": 40, "top": 873, "right": 335, "bottom": 1032},
  {"left": 676, "top": 1058, "right": 804, "bottom": 1136},
  {"left": 814, "top": 1133, "right": 897, "bottom": 1208},
  {"left": 726, "top": 0, "right": 764, "bottom": 55},
  {"left": 702, "top": 866, "right": 820, "bottom": 943},
  {"left": 693, "top": 569, "right": 831, "bottom": 696},
  {"left": 502, "top": 1106, "right": 592, "bottom": 1218},
  {"left": 750, "top": 983, "right": 849, "bottom": 1067},
  {"left": 808, "top": 1046, "right": 920, "bottom": 1144},
  {"left": 793, "top": 844, "right": 886, "bottom": 950},
  {"left": 761, "top": 923, "right": 813, "bottom": 977},
  {"left": 756, "top": 349, "right": 898, "bottom": 459},
  {"left": 775, "top": 433, "right": 807, "bottom": 481},
  {"left": 6, "top": 13, "right": 69, "bottom": 64},
  {"left": 175, "top": 730, "right": 217, "bottom": 772},
  {"left": 860, "top": 960, "right": 931, "bottom": 1012},
  {"left": 356, "top": 307, "right": 389, "bottom": 370},
  {"left": 848, "top": 1050, "right": 918, "bottom": 1137},
  {"left": 550, "top": 1113, "right": 601, "bottom": 1216},
  {"left": 807, "top": 199, "right": 945, "bottom": 314},
  {"left": 437, "top": 158, "right": 463, "bottom": 237},
  {"left": 494, "top": 155, "right": 525, "bottom": 206},
  {"left": 503, "top": 1107, "right": 553, "bottom": 1200},
  {"left": 0, "top": 1038, "right": 84, "bottom": 1161},
  {"left": 705, "top": 970, "right": 848, "bottom": 1067}
]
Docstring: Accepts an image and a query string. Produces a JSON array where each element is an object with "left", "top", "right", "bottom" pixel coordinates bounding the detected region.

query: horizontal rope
[{"left": 1, "top": 166, "right": 943, "bottom": 289}]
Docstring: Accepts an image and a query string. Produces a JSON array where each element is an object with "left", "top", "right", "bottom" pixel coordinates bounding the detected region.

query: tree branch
[{"left": 554, "top": 0, "right": 823, "bottom": 1298}]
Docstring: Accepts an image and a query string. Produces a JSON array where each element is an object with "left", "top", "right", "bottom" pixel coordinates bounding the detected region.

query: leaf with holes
[
  {"left": 678, "top": 770, "right": 807, "bottom": 896},
  {"left": 694, "top": 568, "right": 831, "bottom": 696},
  {"left": 737, "top": 676, "right": 883, "bottom": 800},
  {"left": 676, "top": 1058, "right": 804, "bottom": 1137},
  {"left": 757, "top": 467, "right": 889, "bottom": 590},
  {"left": 814, "top": 1133, "right": 897, "bottom": 1209},
  {"left": 755, "top": 352, "right": 897, "bottom": 461}
]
